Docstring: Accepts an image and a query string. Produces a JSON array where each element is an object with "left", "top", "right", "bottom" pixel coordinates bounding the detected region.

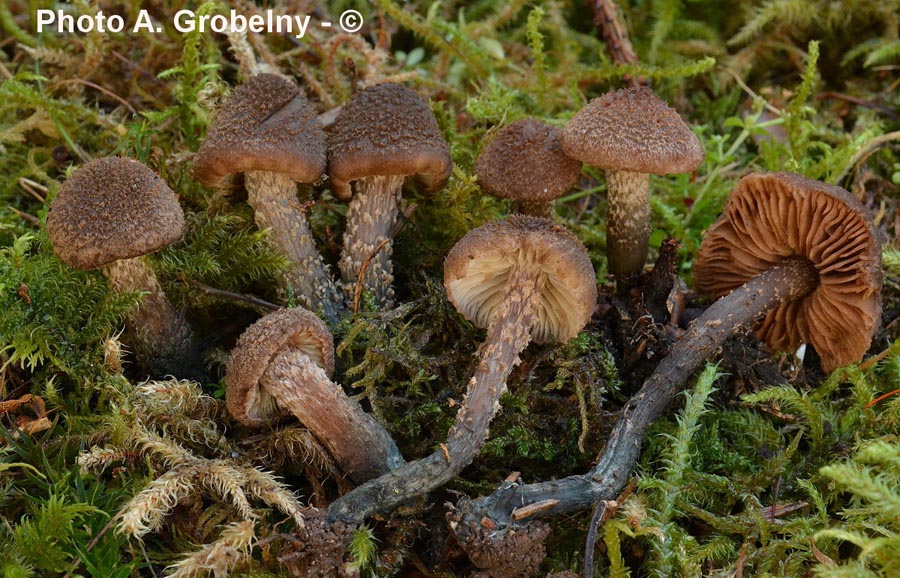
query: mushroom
[
  {"left": 193, "top": 73, "right": 344, "bottom": 324},
  {"left": 225, "top": 306, "right": 403, "bottom": 484},
  {"left": 328, "top": 83, "right": 451, "bottom": 309},
  {"left": 693, "top": 171, "right": 881, "bottom": 371},
  {"left": 475, "top": 119, "right": 582, "bottom": 218},
  {"left": 561, "top": 86, "right": 704, "bottom": 284},
  {"left": 327, "top": 215, "right": 597, "bottom": 523},
  {"left": 47, "top": 157, "right": 202, "bottom": 379},
  {"left": 430, "top": 173, "right": 882, "bottom": 533}
]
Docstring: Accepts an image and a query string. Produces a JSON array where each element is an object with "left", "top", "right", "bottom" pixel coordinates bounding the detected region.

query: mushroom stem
[
  {"left": 244, "top": 171, "right": 344, "bottom": 323},
  {"left": 338, "top": 174, "right": 405, "bottom": 309},
  {"left": 103, "top": 257, "right": 203, "bottom": 380},
  {"left": 446, "top": 257, "right": 820, "bottom": 526},
  {"left": 606, "top": 170, "right": 651, "bottom": 282},
  {"left": 517, "top": 199, "right": 554, "bottom": 219},
  {"left": 260, "top": 347, "right": 403, "bottom": 484},
  {"left": 327, "top": 265, "right": 542, "bottom": 524}
]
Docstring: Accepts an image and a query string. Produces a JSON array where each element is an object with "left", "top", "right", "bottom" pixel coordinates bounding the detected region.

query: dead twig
[
  {"left": 181, "top": 277, "right": 280, "bottom": 312},
  {"left": 589, "top": 0, "right": 643, "bottom": 87},
  {"left": 19, "top": 177, "right": 48, "bottom": 203},
  {"left": 49, "top": 78, "right": 138, "bottom": 115},
  {"left": 583, "top": 482, "right": 635, "bottom": 577},
  {"left": 718, "top": 65, "right": 783, "bottom": 116},
  {"left": 7, "top": 206, "right": 41, "bottom": 227},
  {"left": 352, "top": 237, "right": 391, "bottom": 313},
  {"left": 837, "top": 130, "right": 900, "bottom": 182},
  {"left": 61, "top": 511, "right": 124, "bottom": 578}
]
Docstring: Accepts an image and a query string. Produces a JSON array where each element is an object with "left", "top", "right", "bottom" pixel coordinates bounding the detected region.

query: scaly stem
[
  {"left": 327, "top": 265, "right": 543, "bottom": 523},
  {"left": 606, "top": 170, "right": 650, "bottom": 283},
  {"left": 103, "top": 257, "right": 203, "bottom": 381},
  {"left": 452, "top": 257, "right": 819, "bottom": 526},
  {"left": 245, "top": 171, "right": 344, "bottom": 324},
  {"left": 339, "top": 175, "right": 404, "bottom": 309},
  {"left": 261, "top": 348, "right": 403, "bottom": 484}
]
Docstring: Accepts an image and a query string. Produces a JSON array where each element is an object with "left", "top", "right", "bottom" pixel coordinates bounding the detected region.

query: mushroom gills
[{"left": 446, "top": 249, "right": 586, "bottom": 343}]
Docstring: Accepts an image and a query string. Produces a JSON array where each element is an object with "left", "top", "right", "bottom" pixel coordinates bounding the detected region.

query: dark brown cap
[
  {"left": 694, "top": 172, "right": 882, "bottom": 371},
  {"left": 327, "top": 83, "right": 451, "bottom": 200},
  {"left": 193, "top": 74, "right": 326, "bottom": 188},
  {"left": 444, "top": 215, "right": 597, "bottom": 343},
  {"left": 561, "top": 86, "right": 704, "bottom": 175},
  {"left": 47, "top": 157, "right": 184, "bottom": 270},
  {"left": 226, "top": 307, "right": 335, "bottom": 427},
  {"left": 476, "top": 119, "right": 582, "bottom": 203}
]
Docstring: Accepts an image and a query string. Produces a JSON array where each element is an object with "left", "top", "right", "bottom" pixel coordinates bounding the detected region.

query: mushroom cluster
[{"left": 48, "top": 72, "right": 885, "bottom": 577}]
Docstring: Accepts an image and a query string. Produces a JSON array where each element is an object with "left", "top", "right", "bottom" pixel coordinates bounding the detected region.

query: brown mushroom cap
[
  {"left": 475, "top": 119, "right": 582, "bottom": 203},
  {"left": 226, "top": 307, "right": 335, "bottom": 427},
  {"left": 193, "top": 74, "right": 326, "bottom": 188},
  {"left": 327, "top": 83, "right": 451, "bottom": 200},
  {"left": 444, "top": 215, "right": 597, "bottom": 344},
  {"left": 560, "top": 86, "right": 704, "bottom": 175},
  {"left": 694, "top": 172, "right": 882, "bottom": 371},
  {"left": 47, "top": 157, "right": 184, "bottom": 270}
]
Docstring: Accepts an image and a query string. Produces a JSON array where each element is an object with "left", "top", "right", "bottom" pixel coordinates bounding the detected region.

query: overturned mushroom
[
  {"left": 327, "top": 215, "right": 596, "bottom": 523},
  {"left": 47, "top": 157, "right": 202, "bottom": 380},
  {"left": 194, "top": 74, "right": 343, "bottom": 323},
  {"left": 561, "top": 86, "right": 703, "bottom": 284},
  {"left": 475, "top": 119, "right": 582, "bottom": 218},
  {"left": 445, "top": 172, "right": 882, "bottom": 534},
  {"left": 328, "top": 83, "right": 451, "bottom": 309},
  {"left": 226, "top": 306, "right": 403, "bottom": 484},
  {"left": 694, "top": 171, "right": 881, "bottom": 371}
]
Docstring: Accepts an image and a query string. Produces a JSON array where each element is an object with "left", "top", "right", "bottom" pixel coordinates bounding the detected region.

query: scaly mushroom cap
[
  {"left": 48, "top": 157, "right": 184, "bottom": 270},
  {"left": 444, "top": 215, "right": 597, "bottom": 344},
  {"left": 226, "top": 307, "right": 335, "bottom": 427},
  {"left": 193, "top": 74, "right": 326, "bottom": 188},
  {"left": 694, "top": 172, "right": 882, "bottom": 371},
  {"left": 327, "top": 83, "right": 451, "bottom": 200},
  {"left": 561, "top": 86, "right": 704, "bottom": 175},
  {"left": 475, "top": 119, "right": 582, "bottom": 203}
]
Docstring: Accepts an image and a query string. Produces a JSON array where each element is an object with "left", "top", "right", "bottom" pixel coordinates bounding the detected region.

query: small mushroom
[
  {"left": 225, "top": 306, "right": 403, "bottom": 484},
  {"left": 693, "top": 172, "right": 881, "bottom": 371},
  {"left": 328, "top": 83, "right": 451, "bottom": 309},
  {"left": 194, "top": 74, "right": 344, "bottom": 323},
  {"left": 561, "top": 86, "right": 704, "bottom": 284},
  {"left": 475, "top": 119, "right": 582, "bottom": 218},
  {"left": 47, "top": 157, "right": 202, "bottom": 379},
  {"left": 327, "top": 215, "right": 596, "bottom": 523}
]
